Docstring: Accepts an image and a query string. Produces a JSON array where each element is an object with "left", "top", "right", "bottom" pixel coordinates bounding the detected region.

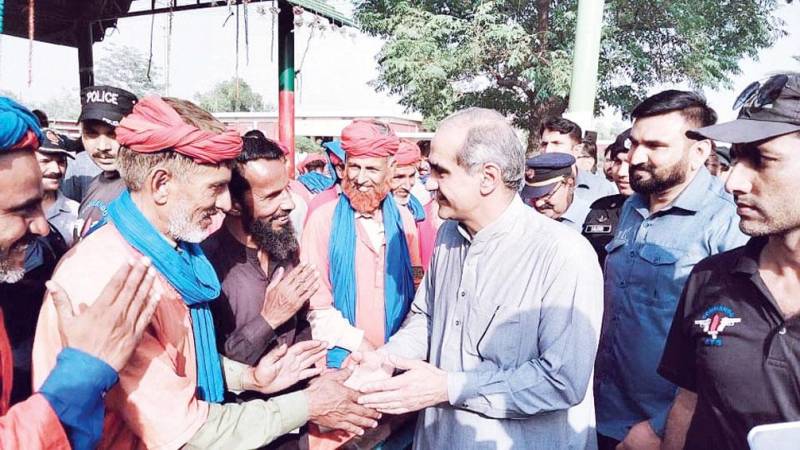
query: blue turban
[
  {"left": 323, "top": 140, "right": 345, "bottom": 183},
  {"left": 0, "top": 96, "right": 44, "bottom": 151}
]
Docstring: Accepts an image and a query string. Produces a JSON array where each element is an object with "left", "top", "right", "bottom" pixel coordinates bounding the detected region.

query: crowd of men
[{"left": 0, "top": 71, "right": 799, "bottom": 450}]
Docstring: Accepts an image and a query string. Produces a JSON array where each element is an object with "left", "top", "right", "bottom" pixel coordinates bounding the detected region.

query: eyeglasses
[
  {"left": 733, "top": 74, "right": 789, "bottom": 110},
  {"left": 528, "top": 180, "right": 564, "bottom": 205}
]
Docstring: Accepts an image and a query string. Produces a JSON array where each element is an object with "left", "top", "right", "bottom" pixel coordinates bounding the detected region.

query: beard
[
  {"left": 0, "top": 236, "right": 33, "bottom": 284},
  {"left": 629, "top": 158, "right": 688, "bottom": 195},
  {"left": 249, "top": 213, "right": 299, "bottom": 266},
  {"left": 167, "top": 203, "right": 213, "bottom": 244},
  {"left": 342, "top": 176, "right": 390, "bottom": 214}
]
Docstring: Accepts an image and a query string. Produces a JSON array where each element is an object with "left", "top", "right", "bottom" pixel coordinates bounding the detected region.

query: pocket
[
  {"left": 635, "top": 244, "right": 683, "bottom": 308},
  {"left": 466, "top": 304, "right": 520, "bottom": 366}
]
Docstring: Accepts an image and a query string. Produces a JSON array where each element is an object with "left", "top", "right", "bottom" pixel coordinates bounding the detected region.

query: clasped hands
[{"left": 345, "top": 351, "right": 449, "bottom": 415}]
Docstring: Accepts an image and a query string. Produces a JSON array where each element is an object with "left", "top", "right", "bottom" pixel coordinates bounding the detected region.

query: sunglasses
[{"left": 733, "top": 74, "right": 789, "bottom": 110}]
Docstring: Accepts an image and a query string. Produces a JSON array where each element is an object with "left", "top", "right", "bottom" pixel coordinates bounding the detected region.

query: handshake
[{"left": 252, "top": 342, "right": 448, "bottom": 436}]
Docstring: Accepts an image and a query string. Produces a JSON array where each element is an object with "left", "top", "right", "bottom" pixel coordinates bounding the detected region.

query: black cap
[
  {"left": 37, "top": 128, "right": 75, "bottom": 159},
  {"left": 607, "top": 128, "right": 631, "bottom": 160},
  {"left": 78, "top": 85, "right": 137, "bottom": 127},
  {"left": 690, "top": 73, "right": 800, "bottom": 144},
  {"left": 715, "top": 146, "right": 732, "bottom": 166},
  {"left": 521, "top": 152, "right": 575, "bottom": 200}
]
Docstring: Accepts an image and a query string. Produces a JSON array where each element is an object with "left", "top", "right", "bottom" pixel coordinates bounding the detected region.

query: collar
[
  {"left": 46, "top": 191, "right": 70, "bottom": 219},
  {"left": 631, "top": 166, "right": 714, "bottom": 217},
  {"left": 731, "top": 237, "right": 768, "bottom": 275},
  {"left": 456, "top": 196, "right": 526, "bottom": 244}
]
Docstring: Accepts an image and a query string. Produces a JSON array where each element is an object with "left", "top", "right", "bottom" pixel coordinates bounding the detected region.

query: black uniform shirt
[
  {"left": 581, "top": 193, "right": 626, "bottom": 268},
  {"left": 658, "top": 237, "right": 800, "bottom": 450}
]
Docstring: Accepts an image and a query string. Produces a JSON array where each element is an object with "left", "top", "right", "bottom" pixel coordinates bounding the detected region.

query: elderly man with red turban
[
  {"left": 32, "top": 97, "right": 379, "bottom": 449},
  {"left": 303, "top": 120, "right": 422, "bottom": 366}
]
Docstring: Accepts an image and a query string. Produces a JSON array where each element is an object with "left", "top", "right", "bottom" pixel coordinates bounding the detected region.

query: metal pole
[
  {"left": 77, "top": 21, "right": 94, "bottom": 89},
  {"left": 277, "top": 0, "right": 295, "bottom": 177},
  {"left": 565, "top": 0, "right": 605, "bottom": 133}
]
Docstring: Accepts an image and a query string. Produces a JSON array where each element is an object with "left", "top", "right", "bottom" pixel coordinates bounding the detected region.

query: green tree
[
  {"left": 95, "top": 44, "right": 165, "bottom": 97},
  {"left": 195, "top": 77, "right": 273, "bottom": 113},
  {"left": 356, "top": 0, "right": 785, "bottom": 150},
  {"left": 295, "top": 136, "right": 324, "bottom": 154}
]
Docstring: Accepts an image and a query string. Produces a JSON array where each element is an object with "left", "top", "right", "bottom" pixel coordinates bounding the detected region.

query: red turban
[
  {"left": 394, "top": 140, "right": 421, "bottom": 166},
  {"left": 116, "top": 96, "right": 242, "bottom": 164},
  {"left": 340, "top": 120, "right": 399, "bottom": 158}
]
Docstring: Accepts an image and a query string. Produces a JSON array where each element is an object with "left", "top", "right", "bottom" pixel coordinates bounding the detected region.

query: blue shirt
[
  {"left": 559, "top": 195, "right": 592, "bottom": 232},
  {"left": 576, "top": 169, "right": 618, "bottom": 204},
  {"left": 596, "top": 167, "right": 747, "bottom": 440}
]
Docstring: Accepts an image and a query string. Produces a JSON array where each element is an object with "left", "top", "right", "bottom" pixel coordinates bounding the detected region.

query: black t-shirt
[
  {"left": 0, "top": 226, "right": 67, "bottom": 405},
  {"left": 658, "top": 238, "right": 800, "bottom": 450}
]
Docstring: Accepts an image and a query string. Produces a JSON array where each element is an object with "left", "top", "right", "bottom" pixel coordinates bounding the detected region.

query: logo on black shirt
[{"left": 695, "top": 305, "right": 741, "bottom": 346}]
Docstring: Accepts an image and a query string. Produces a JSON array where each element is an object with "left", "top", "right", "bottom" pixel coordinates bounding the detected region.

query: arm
[
  {"left": 214, "top": 290, "right": 277, "bottom": 366},
  {"left": 661, "top": 388, "right": 697, "bottom": 450},
  {"left": 448, "top": 241, "right": 604, "bottom": 418},
  {"left": 0, "top": 394, "right": 69, "bottom": 450},
  {"left": 183, "top": 392, "right": 308, "bottom": 450}
]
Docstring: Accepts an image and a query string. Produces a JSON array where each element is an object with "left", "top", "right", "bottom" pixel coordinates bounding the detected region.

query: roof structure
[{"left": 0, "top": 0, "right": 354, "bottom": 48}]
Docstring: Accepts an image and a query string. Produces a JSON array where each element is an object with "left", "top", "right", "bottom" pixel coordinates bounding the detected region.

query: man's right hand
[
  {"left": 46, "top": 257, "right": 161, "bottom": 371},
  {"left": 260, "top": 261, "right": 320, "bottom": 329},
  {"left": 305, "top": 368, "right": 381, "bottom": 436}
]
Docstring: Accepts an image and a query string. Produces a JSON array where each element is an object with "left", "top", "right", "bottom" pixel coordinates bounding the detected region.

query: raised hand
[
  {"left": 259, "top": 258, "right": 320, "bottom": 329},
  {"left": 47, "top": 257, "right": 162, "bottom": 371},
  {"left": 305, "top": 368, "right": 382, "bottom": 436},
  {"left": 243, "top": 340, "right": 327, "bottom": 394}
]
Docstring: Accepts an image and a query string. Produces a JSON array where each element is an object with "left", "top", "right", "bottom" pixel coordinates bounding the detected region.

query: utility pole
[
  {"left": 565, "top": 0, "right": 605, "bottom": 134},
  {"left": 277, "top": 0, "right": 296, "bottom": 177}
]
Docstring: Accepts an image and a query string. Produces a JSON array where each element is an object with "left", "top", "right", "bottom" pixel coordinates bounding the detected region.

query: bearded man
[
  {"left": 390, "top": 140, "right": 426, "bottom": 223},
  {"left": 204, "top": 133, "right": 319, "bottom": 366},
  {"left": 302, "top": 120, "right": 421, "bottom": 368},
  {"left": 32, "top": 97, "right": 379, "bottom": 449}
]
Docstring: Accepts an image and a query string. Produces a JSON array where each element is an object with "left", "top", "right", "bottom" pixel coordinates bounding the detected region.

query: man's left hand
[
  {"left": 616, "top": 420, "right": 661, "bottom": 450},
  {"left": 356, "top": 355, "right": 448, "bottom": 415}
]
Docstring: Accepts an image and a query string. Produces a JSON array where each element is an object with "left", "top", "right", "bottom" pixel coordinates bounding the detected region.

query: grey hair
[{"left": 439, "top": 107, "right": 525, "bottom": 191}]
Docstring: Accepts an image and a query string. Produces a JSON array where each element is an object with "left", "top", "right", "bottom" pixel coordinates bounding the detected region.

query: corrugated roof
[
  {"left": 287, "top": 0, "right": 354, "bottom": 27},
  {"left": 0, "top": 0, "right": 354, "bottom": 48}
]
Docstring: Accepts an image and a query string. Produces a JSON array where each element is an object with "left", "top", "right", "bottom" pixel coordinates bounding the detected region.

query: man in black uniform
[
  {"left": 581, "top": 129, "right": 632, "bottom": 267},
  {"left": 658, "top": 73, "right": 800, "bottom": 450}
]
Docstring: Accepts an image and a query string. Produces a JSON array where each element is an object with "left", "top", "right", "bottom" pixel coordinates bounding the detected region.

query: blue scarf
[
  {"left": 107, "top": 191, "right": 224, "bottom": 402},
  {"left": 327, "top": 193, "right": 415, "bottom": 368},
  {"left": 298, "top": 171, "right": 335, "bottom": 194},
  {"left": 405, "top": 194, "right": 426, "bottom": 222}
]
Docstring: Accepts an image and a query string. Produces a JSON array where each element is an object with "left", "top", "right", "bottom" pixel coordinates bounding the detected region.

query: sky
[{"left": 0, "top": 0, "right": 798, "bottom": 127}]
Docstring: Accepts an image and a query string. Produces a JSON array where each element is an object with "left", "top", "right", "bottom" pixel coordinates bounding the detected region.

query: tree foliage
[
  {"left": 296, "top": 136, "right": 324, "bottom": 155},
  {"left": 355, "top": 0, "right": 785, "bottom": 150},
  {"left": 195, "top": 77, "right": 272, "bottom": 113},
  {"left": 95, "top": 44, "right": 165, "bottom": 98}
]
